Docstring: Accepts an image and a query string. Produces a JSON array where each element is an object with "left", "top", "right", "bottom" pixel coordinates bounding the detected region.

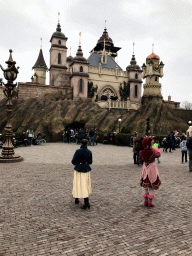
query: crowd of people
[
  {"left": 63, "top": 128, "right": 99, "bottom": 146},
  {"left": 11, "top": 130, "right": 44, "bottom": 147}
]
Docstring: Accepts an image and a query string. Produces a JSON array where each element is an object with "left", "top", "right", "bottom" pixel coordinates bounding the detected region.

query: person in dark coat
[
  {"left": 72, "top": 139, "right": 92, "bottom": 209},
  {"left": 166, "top": 131, "right": 173, "bottom": 152}
]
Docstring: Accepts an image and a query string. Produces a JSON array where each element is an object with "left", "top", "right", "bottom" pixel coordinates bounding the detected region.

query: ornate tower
[
  {"left": 31, "top": 40, "right": 48, "bottom": 84},
  {"left": 126, "top": 43, "right": 143, "bottom": 103},
  {"left": 70, "top": 33, "right": 89, "bottom": 99},
  {"left": 142, "top": 45, "right": 164, "bottom": 104},
  {"left": 49, "top": 13, "right": 68, "bottom": 86}
]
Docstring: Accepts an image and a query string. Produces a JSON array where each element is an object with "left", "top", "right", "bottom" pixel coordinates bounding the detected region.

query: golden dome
[{"left": 146, "top": 53, "right": 160, "bottom": 61}]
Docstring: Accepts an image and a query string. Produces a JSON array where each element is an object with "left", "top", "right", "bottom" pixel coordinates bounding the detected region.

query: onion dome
[
  {"left": 146, "top": 52, "right": 160, "bottom": 61},
  {"left": 97, "top": 28, "right": 113, "bottom": 46},
  {"left": 73, "top": 45, "right": 87, "bottom": 63},
  {"left": 50, "top": 23, "right": 67, "bottom": 41},
  {"left": 32, "top": 49, "right": 48, "bottom": 70},
  {"left": 67, "top": 55, "right": 73, "bottom": 62},
  {"left": 126, "top": 55, "right": 141, "bottom": 71}
]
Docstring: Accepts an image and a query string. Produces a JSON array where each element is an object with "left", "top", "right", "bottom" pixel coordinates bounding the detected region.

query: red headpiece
[{"left": 142, "top": 137, "right": 152, "bottom": 149}]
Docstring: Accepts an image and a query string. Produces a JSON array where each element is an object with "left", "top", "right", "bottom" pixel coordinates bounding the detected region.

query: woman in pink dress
[{"left": 139, "top": 137, "right": 161, "bottom": 207}]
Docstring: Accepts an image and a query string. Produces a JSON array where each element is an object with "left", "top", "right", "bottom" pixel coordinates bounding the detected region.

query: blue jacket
[{"left": 72, "top": 145, "right": 92, "bottom": 173}]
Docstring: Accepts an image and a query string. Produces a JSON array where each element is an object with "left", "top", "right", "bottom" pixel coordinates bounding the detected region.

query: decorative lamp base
[{"left": 0, "top": 155, "right": 24, "bottom": 163}]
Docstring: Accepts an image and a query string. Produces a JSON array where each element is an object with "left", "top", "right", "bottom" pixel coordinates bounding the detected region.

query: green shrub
[{"left": 115, "top": 133, "right": 132, "bottom": 146}]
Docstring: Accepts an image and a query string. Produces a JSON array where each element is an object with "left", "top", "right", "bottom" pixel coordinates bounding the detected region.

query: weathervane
[
  {"left": 105, "top": 20, "right": 107, "bottom": 29},
  {"left": 40, "top": 38, "right": 42, "bottom": 49},
  {"left": 152, "top": 43, "right": 154, "bottom": 54},
  {"left": 133, "top": 42, "right": 135, "bottom": 55},
  {"left": 70, "top": 47, "right": 72, "bottom": 56}
]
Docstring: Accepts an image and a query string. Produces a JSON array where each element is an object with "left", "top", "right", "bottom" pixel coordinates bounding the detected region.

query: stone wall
[
  {"left": 17, "top": 82, "right": 73, "bottom": 100},
  {"left": 173, "top": 109, "right": 192, "bottom": 124}
]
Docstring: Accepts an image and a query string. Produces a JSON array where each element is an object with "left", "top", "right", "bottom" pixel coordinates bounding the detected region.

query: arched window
[
  {"left": 58, "top": 53, "right": 61, "bottom": 64},
  {"left": 135, "top": 74, "right": 138, "bottom": 79},
  {"left": 58, "top": 40, "right": 61, "bottom": 45},
  {"left": 79, "top": 79, "right": 83, "bottom": 93},
  {"left": 135, "top": 85, "right": 138, "bottom": 97},
  {"left": 80, "top": 66, "right": 83, "bottom": 72},
  {"left": 155, "top": 76, "right": 158, "bottom": 81}
]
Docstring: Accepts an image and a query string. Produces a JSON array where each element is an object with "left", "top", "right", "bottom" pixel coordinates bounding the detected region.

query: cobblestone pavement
[{"left": 0, "top": 143, "right": 192, "bottom": 255}]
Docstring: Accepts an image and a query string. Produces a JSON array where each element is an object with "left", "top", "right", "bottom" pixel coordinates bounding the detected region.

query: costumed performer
[
  {"left": 72, "top": 139, "right": 92, "bottom": 209},
  {"left": 139, "top": 137, "right": 161, "bottom": 207}
]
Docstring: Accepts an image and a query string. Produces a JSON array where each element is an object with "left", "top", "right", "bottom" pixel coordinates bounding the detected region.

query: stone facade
[{"left": 17, "top": 83, "right": 73, "bottom": 100}]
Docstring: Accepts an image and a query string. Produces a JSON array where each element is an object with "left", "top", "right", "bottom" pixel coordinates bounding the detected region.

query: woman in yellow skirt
[{"left": 72, "top": 139, "right": 92, "bottom": 209}]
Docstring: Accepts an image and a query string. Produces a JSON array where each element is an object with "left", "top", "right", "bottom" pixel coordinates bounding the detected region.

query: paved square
[{"left": 0, "top": 143, "right": 192, "bottom": 255}]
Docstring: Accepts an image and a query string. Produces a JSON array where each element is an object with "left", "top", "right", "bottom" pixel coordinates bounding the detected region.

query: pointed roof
[
  {"left": 91, "top": 27, "right": 121, "bottom": 56},
  {"left": 32, "top": 49, "right": 48, "bottom": 70},
  {"left": 126, "top": 55, "right": 141, "bottom": 71},
  {"left": 50, "top": 22, "right": 67, "bottom": 42},
  {"left": 72, "top": 45, "right": 88, "bottom": 63}
]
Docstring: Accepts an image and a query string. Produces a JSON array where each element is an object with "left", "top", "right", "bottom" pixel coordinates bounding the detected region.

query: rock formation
[{"left": 0, "top": 91, "right": 189, "bottom": 141}]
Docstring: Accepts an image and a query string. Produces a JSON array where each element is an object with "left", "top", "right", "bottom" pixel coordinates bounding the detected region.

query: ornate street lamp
[
  {"left": 118, "top": 118, "right": 122, "bottom": 133},
  {"left": 0, "top": 49, "right": 23, "bottom": 162}
]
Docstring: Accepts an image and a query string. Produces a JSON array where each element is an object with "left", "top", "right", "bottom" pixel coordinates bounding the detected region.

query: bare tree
[{"left": 181, "top": 101, "right": 192, "bottom": 110}]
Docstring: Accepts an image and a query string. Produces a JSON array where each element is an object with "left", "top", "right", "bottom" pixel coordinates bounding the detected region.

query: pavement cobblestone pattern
[{"left": 0, "top": 143, "right": 192, "bottom": 255}]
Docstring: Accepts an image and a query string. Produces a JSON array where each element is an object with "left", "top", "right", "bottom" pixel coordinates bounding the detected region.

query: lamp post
[
  {"left": 188, "top": 121, "right": 192, "bottom": 126},
  {"left": 118, "top": 118, "right": 122, "bottom": 133},
  {"left": 0, "top": 49, "right": 23, "bottom": 162}
]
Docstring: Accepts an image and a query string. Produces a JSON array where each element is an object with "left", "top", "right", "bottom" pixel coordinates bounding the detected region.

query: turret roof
[
  {"left": 32, "top": 49, "right": 48, "bottom": 70},
  {"left": 50, "top": 23, "right": 67, "bottom": 42},
  {"left": 146, "top": 52, "right": 160, "bottom": 61},
  {"left": 126, "top": 55, "right": 141, "bottom": 71}
]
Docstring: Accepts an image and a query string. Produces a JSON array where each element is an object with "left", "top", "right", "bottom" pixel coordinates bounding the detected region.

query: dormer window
[
  {"left": 135, "top": 74, "right": 138, "bottom": 79},
  {"left": 58, "top": 40, "right": 61, "bottom": 45},
  {"left": 80, "top": 66, "right": 83, "bottom": 72},
  {"left": 58, "top": 53, "right": 61, "bottom": 64}
]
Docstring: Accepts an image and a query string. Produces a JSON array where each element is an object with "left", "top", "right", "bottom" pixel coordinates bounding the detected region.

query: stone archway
[{"left": 100, "top": 86, "right": 117, "bottom": 101}]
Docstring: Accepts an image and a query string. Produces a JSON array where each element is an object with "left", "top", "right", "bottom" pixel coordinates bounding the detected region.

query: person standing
[
  {"left": 180, "top": 136, "right": 187, "bottom": 163},
  {"left": 94, "top": 128, "right": 98, "bottom": 145},
  {"left": 72, "top": 139, "right": 92, "bottom": 209},
  {"left": 139, "top": 137, "right": 161, "bottom": 207},
  {"left": 153, "top": 140, "right": 160, "bottom": 163},
  {"left": 166, "top": 131, "right": 173, "bottom": 153},
  {"left": 89, "top": 128, "right": 95, "bottom": 146},
  {"left": 132, "top": 132, "right": 138, "bottom": 164},
  {"left": 134, "top": 133, "right": 143, "bottom": 165},
  {"left": 187, "top": 135, "right": 192, "bottom": 172}
]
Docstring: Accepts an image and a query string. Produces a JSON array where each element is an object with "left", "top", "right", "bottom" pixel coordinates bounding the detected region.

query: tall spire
[
  {"left": 58, "top": 12, "right": 60, "bottom": 24},
  {"left": 56, "top": 12, "right": 61, "bottom": 32},
  {"left": 79, "top": 32, "right": 81, "bottom": 46}
]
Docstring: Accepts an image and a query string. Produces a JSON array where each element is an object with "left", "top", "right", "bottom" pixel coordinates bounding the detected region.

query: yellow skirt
[{"left": 72, "top": 171, "right": 92, "bottom": 198}]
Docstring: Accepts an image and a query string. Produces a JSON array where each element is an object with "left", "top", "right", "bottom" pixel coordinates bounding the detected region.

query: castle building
[
  {"left": 29, "top": 20, "right": 143, "bottom": 108},
  {"left": 0, "top": 18, "right": 180, "bottom": 110}
]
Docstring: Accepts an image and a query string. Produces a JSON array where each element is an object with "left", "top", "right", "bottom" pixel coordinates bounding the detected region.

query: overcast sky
[{"left": 1, "top": 0, "right": 192, "bottom": 104}]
